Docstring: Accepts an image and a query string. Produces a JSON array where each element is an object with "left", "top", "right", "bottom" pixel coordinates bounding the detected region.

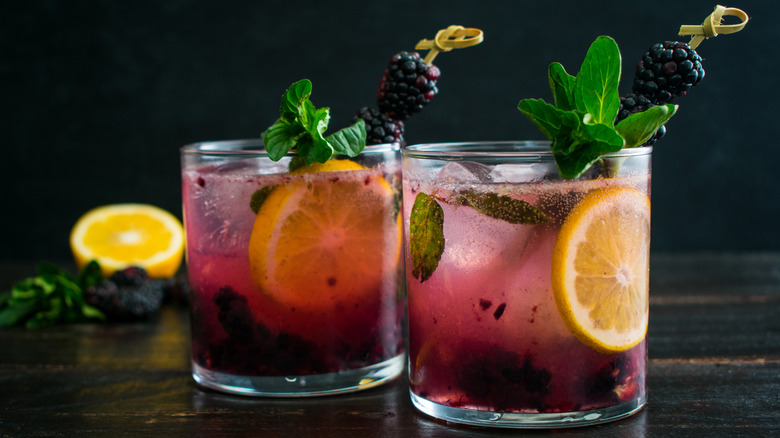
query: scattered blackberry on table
[
  {"left": 110, "top": 266, "right": 150, "bottom": 287},
  {"left": 83, "top": 266, "right": 165, "bottom": 321},
  {"left": 616, "top": 93, "right": 667, "bottom": 146},
  {"left": 354, "top": 106, "right": 405, "bottom": 145},
  {"left": 632, "top": 41, "right": 704, "bottom": 104},
  {"left": 376, "top": 51, "right": 440, "bottom": 120}
]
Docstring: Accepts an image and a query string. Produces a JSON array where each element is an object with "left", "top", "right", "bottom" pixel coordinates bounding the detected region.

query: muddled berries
[
  {"left": 353, "top": 106, "right": 405, "bottom": 145},
  {"left": 376, "top": 51, "right": 440, "bottom": 120},
  {"left": 455, "top": 347, "right": 551, "bottom": 411},
  {"left": 632, "top": 41, "right": 704, "bottom": 104}
]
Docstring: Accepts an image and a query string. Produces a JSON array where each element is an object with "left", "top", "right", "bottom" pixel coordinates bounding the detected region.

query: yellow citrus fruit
[
  {"left": 70, "top": 204, "right": 184, "bottom": 278},
  {"left": 248, "top": 159, "right": 400, "bottom": 311},
  {"left": 551, "top": 186, "right": 651, "bottom": 354}
]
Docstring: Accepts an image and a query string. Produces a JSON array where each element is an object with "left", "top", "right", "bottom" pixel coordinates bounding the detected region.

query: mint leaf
[
  {"left": 78, "top": 260, "right": 104, "bottom": 291},
  {"left": 327, "top": 119, "right": 366, "bottom": 157},
  {"left": 548, "top": 62, "right": 576, "bottom": 111},
  {"left": 518, "top": 99, "right": 571, "bottom": 140},
  {"left": 0, "top": 300, "right": 37, "bottom": 327},
  {"left": 280, "top": 79, "right": 313, "bottom": 123},
  {"left": 617, "top": 104, "right": 678, "bottom": 148},
  {"left": 288, "top": 156, "right": 306, "bottom": 172},
  {"left": 263, "top": 122, "right": 306, "bottom": 161},
  {"left": 409, "top": 192, "right": 445, "bottom": 283},
  {"left": 250, "top": 186, "right": 276, "bottom": 214},
  {"left": 262, "top": 79, "right": 366, "bottom": 165},
  {"left": 573, "top": 36, "right": 621, "bottom": 125},
  {"left": 552, "top": 122, "right": 625, "bottom": 179},
  {"left": 458, "top": 191, "right": 548, "bottom": 225}
]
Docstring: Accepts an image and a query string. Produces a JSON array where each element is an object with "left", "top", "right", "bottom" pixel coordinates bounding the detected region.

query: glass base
[
  {"left": 192, "top": 354, "right": 404, "bottom": 397},
  {"left": 410, "top": 391, "right": 646, "bottom": 429}
]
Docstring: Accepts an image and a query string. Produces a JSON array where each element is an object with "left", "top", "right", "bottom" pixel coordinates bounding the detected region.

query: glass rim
[
  {"left": 402, "top": 140, "right": 652, "bottom": 160},
  {"left": 181, "top": 138, "right": 401, "bottom": 157}
]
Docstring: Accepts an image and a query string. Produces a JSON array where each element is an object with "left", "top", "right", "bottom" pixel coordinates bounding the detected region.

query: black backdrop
[{"left": 2, "top": 0, "right": 777, "bottom": 261}]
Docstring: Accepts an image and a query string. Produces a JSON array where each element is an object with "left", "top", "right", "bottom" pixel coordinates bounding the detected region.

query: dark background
[{"left": 2, "top": 0, "right": 777, "bottom": 262}]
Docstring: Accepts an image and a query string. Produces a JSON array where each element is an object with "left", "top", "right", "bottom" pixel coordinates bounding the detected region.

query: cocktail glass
[
  {"left": 181, "top": 139, "right": 405, "bottom": 396},
  {"left": 402, "top": 141, "right": 650, "bottom": 427}
]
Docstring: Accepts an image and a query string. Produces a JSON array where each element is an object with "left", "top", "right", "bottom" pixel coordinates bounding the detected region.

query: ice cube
[
  {"left": 183, "top": 168, "right": 272, "bottom": 255},
  {"left": 436, "top": 161, "right": 495, "bottom": 183},
  {"left": 489, "top": 163, "right": 554, "bottom": 183}
]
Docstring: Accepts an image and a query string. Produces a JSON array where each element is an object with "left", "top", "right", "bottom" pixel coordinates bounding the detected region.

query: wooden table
[{"left": 1, "top": 253, "right": 779, "bottom": 437}]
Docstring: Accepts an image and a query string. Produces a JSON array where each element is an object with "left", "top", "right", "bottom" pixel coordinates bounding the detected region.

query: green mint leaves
[
  {"left": 457, "top": 191, "right": 548, "bottom": 225},
  {"left": 409, "top": 190, "right": 548, "bottom": 283},
  {"left": 519, "top": 36, "right": 677, "bottom": 179},
  {"left": 0, "top": 262, "right": 105, "bottom": 329},
  {"left": 409, "top": 193, "right": 445, "bottom": 283},
  {"left": 249, "top": 186, "right": 276, "bottom": 214},
  {"left": 262, "top": 79, "right": 367, "bottom": 165}
]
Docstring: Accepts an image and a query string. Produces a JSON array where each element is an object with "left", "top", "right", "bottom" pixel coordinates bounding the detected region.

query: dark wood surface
[{"left": 1, "top": 253, "right": 779, "bottom": 437}]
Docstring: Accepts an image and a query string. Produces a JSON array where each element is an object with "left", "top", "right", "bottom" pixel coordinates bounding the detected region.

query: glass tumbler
[
  {"left": 181, "top": 139, "right": 405, "bottom": 396},
  {"left": 402, "top": 141, "right": 651, "bottom": 427}
]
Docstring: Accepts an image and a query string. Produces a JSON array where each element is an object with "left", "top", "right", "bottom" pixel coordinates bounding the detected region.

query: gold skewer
[
  {"left": 415, "top": 25, "right": 484, "bottom": 64},
  {"left": 679, "top": 5, "right": 749, "bottom": 49}
]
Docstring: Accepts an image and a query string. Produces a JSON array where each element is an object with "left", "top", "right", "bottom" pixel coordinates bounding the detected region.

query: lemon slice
[
  {"left": 248, "top": 160, "right": 400, "bottom": 311},
  {"left": 70, "top": 204, "right": 185, "bottom": 278},
  {"left": 551, "top": 186, "right": 650, "bottom": 354}
]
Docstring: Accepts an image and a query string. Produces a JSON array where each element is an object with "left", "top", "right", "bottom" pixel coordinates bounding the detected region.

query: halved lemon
[
  {"left": 70, "top": 204, "right": 185, "bottom": 278},
  {"left": 551, "top": 186, "right": 651, "bottom": 354},
  {"left": 247, "top": 160, "right": 400, "bottom": 311}
]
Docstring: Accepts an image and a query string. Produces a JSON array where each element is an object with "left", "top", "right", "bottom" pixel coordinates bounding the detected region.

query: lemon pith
[{"left": 551, "top": 186, "right": 650, "bottom": 354}]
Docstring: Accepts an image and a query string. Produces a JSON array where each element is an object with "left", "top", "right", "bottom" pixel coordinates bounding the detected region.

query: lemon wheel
[
  {"left": 551, "top": 186, "right": 651, "bottom": 354},
  {"left": 247, "top": 160, "right": 401, "bottom": 311}
]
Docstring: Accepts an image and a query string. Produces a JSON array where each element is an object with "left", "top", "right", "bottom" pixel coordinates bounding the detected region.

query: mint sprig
[
  {"left": 0, "top": 261, "right": 105, "bottom": 329},
  {"left": 262, "top": 79, "right": 367, "bottom": 165},
  {"left": 519, "top": 36, "right": 677, "bottom": 179}
]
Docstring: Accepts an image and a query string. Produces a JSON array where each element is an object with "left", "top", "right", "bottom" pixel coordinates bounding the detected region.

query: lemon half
[{"left": 70, "top": 203, "right": 184, "bottom": 278}]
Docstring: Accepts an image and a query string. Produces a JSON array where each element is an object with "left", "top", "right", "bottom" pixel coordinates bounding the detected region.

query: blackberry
[
  {"left": 354, "top": 107, "right": 405, "bottom": 145},
  {"left": 376, "top": 51, "right": 440, "bottom": 120},
  {"left": 110, "top": 266, "right": 150, "bottom": 287},
  {"left": 632, "top": 41, "right": 704, "bottom": 104},
  {"left": 616, "top": 93, "right": 667, "bottom": 146},
  {"left": 83, "top": 267, "right": 165, "bottom": 321}
]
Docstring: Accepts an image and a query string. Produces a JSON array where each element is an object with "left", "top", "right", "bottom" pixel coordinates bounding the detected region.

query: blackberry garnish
[
  {"left": 616, "top": 93, "right": 667, "bottom": 146},
  {"left": 353, "top": 106, "right": 405, "bottom": 145},
  {"left": 632, "top": 41, "right": 704, "bottom": 104},
  {"left": 376, "top": 51, "right": 440, "bottom": 121}
]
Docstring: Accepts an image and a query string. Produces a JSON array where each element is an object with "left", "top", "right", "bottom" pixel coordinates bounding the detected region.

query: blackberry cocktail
[{"left": 402, "top": 10, "right": 749, "bottom": 425}]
